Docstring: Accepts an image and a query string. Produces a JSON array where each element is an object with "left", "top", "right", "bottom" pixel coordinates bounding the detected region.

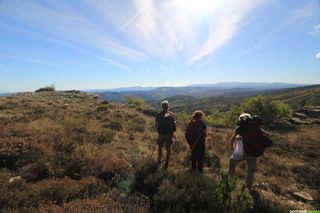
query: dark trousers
[{"left": 191, "top": 144, "right": 205, "bottom": 173}]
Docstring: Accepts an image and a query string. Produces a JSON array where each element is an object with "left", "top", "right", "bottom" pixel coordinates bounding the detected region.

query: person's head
[
  {"left": 238, "top": 113, "right": 251, "bottom": 121},
  {"left": 237, "top": 113, "right": 251, "bottom": 128},
  {"left": 161, "top": 100, "right": 169, "bottom": 111},
  {"left": 193, "top": 110, "right": 205, "bottom": 120}
]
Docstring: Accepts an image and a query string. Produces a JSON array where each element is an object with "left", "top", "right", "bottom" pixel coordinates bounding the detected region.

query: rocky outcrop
[{"left": 288, "top": 106, "right": 320, "bottom": 125}]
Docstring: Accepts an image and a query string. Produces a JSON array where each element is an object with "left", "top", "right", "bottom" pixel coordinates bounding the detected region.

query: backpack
[
  {"left": 185, "top": 119, "right": 206, "bottom": 146},
  {"left": 156, "top": 111, "right": 176, "bottom": 135},
  {"left": 241, "top": 116, "right": 272, "bottom": 157}
]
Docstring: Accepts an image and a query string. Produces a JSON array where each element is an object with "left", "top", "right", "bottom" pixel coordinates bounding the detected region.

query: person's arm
[
  {"left": 261, "top": 128, "right": 271, "bottom": 137},
  {"left": 229, "top": 132, "right": 236, "bottom": 150}
]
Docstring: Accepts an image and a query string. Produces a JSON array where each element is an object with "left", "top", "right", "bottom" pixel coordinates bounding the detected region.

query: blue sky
[{"left": 0, "top": 0, "right": 320, "bottom": 92}]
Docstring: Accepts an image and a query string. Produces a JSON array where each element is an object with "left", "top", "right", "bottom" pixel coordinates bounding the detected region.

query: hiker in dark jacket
[
  {"left": 228, "top": 113, "right": 271, "bottom": 188},
  {"left": 185, "top": 110, "right": 207, "bottom": 173},
  {"left": 155, "top": 100, "right": 176, "bottom": 170}
]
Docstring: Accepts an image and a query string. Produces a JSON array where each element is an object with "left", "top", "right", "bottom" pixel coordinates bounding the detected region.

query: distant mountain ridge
[
  {"left": 187, "top": 82, "right": 308, "bottom": 89},
  {"left": 0, "top": 93, "right": 12, "bottom": 97},
  {"left": 98, "top": 82, "right": 312, "bottom": 102}
]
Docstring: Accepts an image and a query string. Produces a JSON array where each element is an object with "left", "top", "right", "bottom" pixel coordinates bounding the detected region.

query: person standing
[
  {"left": 155, "top": 100, "right": 176, "bottom": 170},
  {"left": 228, "top": 113, "right": 271, "bottom": 188},
  {"left": 185, "top": 110, "right": 207, "bottom": 173}
]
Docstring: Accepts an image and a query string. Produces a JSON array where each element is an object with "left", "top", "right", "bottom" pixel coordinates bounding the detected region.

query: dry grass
[{"left": 0, "top": 91, "right": 318, "bottom": 212}]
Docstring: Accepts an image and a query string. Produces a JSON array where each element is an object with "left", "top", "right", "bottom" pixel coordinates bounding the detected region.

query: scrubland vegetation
[{"left": 0, "top": 91, "right": 319, "bottom": 212}]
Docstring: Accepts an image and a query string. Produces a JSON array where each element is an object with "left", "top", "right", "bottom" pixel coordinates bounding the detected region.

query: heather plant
[
  {"left": 98, "top": 128, "right": 116, "bottom": 144},
  {"left": 1, "top": 177, "right": 107, "bottom": 209},
  {"left": 153, "top": 172, "right": 252, "bottom": 213},
  {"left": 0, "top": 137, "right": 43, "bottom": 169}
]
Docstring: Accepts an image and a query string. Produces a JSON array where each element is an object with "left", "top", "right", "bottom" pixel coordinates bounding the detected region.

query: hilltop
[{"left": 0, "top": 91, "right": 319, "bottom": 212}]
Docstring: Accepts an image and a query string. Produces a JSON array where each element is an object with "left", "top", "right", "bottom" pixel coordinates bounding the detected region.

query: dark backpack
[
  {"left": 241, "top": 117, "right": 272, "bottom": 157},
  {"left": 157, "top": 112, "right": 176, "bottom": 135},
  {"left": 185, "top": 119, "right": 205, "bottom": 146}
]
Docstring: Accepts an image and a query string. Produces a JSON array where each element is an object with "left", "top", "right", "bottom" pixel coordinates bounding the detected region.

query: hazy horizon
[{"left": 0, "top": 81, "right": 316, "bottom": 94}]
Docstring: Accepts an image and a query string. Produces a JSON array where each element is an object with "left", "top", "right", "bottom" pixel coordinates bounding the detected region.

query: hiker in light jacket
[
  {"left": 228, "top": 113, "right": 271, "bottom": 188},
  {"left": 185, "top": 110, "right": 207, "bottom": 173},
  {"left": 155, "top": 100, "right": 176, "bottom": 170}
]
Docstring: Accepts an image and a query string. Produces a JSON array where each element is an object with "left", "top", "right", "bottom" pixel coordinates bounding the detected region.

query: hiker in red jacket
[
  {"left": 155, "top": 100, "right": 176, "bottom": 170},
  {"left": 185, "top": 110, "right": 207, "bottom": 173}
]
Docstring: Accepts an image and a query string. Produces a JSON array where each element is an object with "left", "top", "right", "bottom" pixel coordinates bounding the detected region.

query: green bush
[
  {"left": 175, "top": 112, "right": 190, "bottom": 127},
  {"left": 126, "top": 97, "right": 145, "bottom": 107},
  {"left": 205, "top": 96, "right": 292, "bottom": 127},
  {"left": 35, "top": 85, "right": 55, "bottom": 93},
  {"left": 240, "top": 96, "right": 292, "bottom": 126},
  {"left": 105, "top": 120, "right": 123, "bottom": 131},
  {"left": 126, "top": 96, "right": 155, "bottom": 113}
]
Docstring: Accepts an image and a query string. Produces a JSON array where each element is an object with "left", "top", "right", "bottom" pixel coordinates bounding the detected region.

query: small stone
[
  {"left": 9, "top": 176, "right": 22, "bottom": 183},
  {"left": 255, "top": 182, "right": 269, "bottom": 191},
  {"left": 293, "top": 191, "right": 314, "bottom": 201}
]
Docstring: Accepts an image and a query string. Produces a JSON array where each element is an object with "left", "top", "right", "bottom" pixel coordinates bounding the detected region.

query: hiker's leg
[
  {"left": 196, "top": 145, "right": 205, "bottom": 173},
  {"left": 228, "top": 158, "right": 242, "bottom": 175},
  {"left": 198, "top": 150, "right": 204, "bottom": 173},
  {"left": 157, "top": 144, "right": 163, "bottom": 165},
  {"left": 165, "top": 145, "right": 171, "bottom": 166},
  {"left": 191, "top": 150, "right": 197, "bottom": 171},
  {"left": 246, "top": 157, "right": 257, "bottom": 187},
  {"left": 157, "top": 136, "right": 164, "bottom": 165},
  {"left": 164, "top": 138, "right": 173, "bottom": 169}
]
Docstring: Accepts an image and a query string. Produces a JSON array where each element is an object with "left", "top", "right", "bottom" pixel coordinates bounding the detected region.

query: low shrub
[
  {"left": 0, "top": 137, "right": 42, "bottom": 169},
  {"left": 204, "top": 151, "right": 221, "bottom": 172},
  {"left": 38, "top": 193, "right": 150, "bottom": 213},
  {"left": 128, "top": 117, "right": 146, "bottom": 132},
  {"left": 98, "top": 129, "right": 116, "bottom": 144},
  {"left": 35, "top": 85, "right": 55, "bottom": 93},
  {"left": 153, "top": 172, "right": 252, "bottom": 213},
  {"left": 96, "top": 105, "right": 108, "bottom": 112},
  {"left": 1, "top": 177, "right": 107, "bottom": 209},
  {"left": 133, "top": 161, "right": 164, "bottom": 198},
  {"left": 105, "top": 120, "right": 123, "bottom": 131}
]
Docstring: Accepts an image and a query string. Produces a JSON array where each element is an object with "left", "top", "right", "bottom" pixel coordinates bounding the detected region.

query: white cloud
[
  {"left": 309, "top": 24, "right": 320, "bottom": 37},
  {"left": 122, "top": 0, "right": 270, "bottom": 65},
  {"left": 188, "top": 0, "right": 269, "bottom": 65},
  {"left": 85, "top": 53, "right": 130, "bottom": 72},
  {"left": 0, "top": 0, "right": 147, "bottom": 63},
  {"left": 316, "top": 52, "right": 320, "bottom": 59},
  {"left": 0, "top": 0, "right": 272, "bottom": 66}
]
